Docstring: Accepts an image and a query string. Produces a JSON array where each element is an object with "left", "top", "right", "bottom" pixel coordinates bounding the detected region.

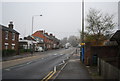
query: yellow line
[
  {"left": 45, "top": 71, "right": 56, "bottom": 81},
  {"left": 41, "top": 71, "right": 53, "bottom": 81}
]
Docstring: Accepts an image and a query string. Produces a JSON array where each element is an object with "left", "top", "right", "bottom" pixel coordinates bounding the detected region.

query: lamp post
[
  {"left": 31, "top": 15, "right": 42, "bottom": 54},
  {"left": 32, "top": 15, "right": 42, "bottom": 34},
  {"left": 81, "top": 0, "right": 85, "bottom": 62}
]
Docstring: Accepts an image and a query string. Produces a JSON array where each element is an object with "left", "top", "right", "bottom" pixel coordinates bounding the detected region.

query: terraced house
[
  {"left": 32, "top": 30, "right": 60, "bottom": 50},
  {"left": 1, "top": 22, "right": 19, "bottom": 56}
]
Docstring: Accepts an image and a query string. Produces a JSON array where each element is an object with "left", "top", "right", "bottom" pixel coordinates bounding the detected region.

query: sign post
[{"left": 80, "top": 43, "right": 85, "bottom": 62}]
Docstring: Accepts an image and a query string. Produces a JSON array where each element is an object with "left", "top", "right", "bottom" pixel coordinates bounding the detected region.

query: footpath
[{"left": 53, "top": 53, "right": 92, "bottom": 80}]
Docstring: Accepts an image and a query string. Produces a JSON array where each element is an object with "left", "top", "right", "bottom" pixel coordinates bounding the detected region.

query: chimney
[
  {"left": 50, "top": 33, "right": 53, "bottom": 36},
  {"left": 8, "top": 21, "right": 14, "bottom": 29},
  {"left": 53, "top": 36, "right": 55, "bottom": 38},
  {"left": 19, "top": 38, "right": 22, "bottom": 40},
  {"left": 24, "top": 37, "right": 27, "bottom": 40},
  {"left": 39, "top": 30, "right": 44, "bottom": 33},
  {"left": 45, "top": 33, "right": 48, "bottom": 35}
]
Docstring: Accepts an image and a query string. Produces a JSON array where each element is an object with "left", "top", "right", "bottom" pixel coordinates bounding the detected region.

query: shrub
[
  {"left": 19, "top": 49, "right": 31, "bottom": 53},
  {"left": 2, "top": 49, "right": 16, "bottom": 57}
]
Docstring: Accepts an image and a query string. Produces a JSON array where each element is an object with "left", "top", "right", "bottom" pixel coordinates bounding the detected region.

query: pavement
[
  {"left": 86, "top": 66, "right": 104, "bottom": 80},
  {"left": 53, "top": 53, "right": 92, "bottom": 80}
]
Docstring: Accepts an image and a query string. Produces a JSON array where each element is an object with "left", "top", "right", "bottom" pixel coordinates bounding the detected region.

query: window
[
  {"left": 12, "top": 33, "right": 15, "bottom": 40},
  {"left": 5, "top": 45, "right": 8, "bottom": 49},
  {"left": 5, "top": 43, "right": 8, "bottom": 49},
  {"left": 5, "top": 31, "right": 8, "bottom": 40},
  {"left": 12, "top": 44, "right": 15, "bottom": 49}
]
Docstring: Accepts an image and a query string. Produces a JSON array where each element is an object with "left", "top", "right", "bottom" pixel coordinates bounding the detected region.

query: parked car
[
  {"left": 65, "top": 43, "right": 71, "bottom": 49},
  {"left": 35, "top": 46, "right": 44, "bottom": 52}
]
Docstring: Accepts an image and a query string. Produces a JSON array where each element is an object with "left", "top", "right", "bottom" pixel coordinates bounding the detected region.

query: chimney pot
[
  {"left": 8, "top": 21, "right": 14, "bottom": 29},
  {"left": 45, "top": 33, "right": 48, "bottom": 35},
  {"left": 50, "top": 33, "right": 53, "bottom": 36}
]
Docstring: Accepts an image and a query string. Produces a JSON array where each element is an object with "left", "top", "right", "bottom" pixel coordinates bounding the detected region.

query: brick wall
[{"left": 84, "top": 44, "right": 118, "bottom": 66}]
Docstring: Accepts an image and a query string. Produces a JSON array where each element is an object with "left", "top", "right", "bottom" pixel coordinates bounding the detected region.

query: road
[{"left": 2, "top": 47, "right": 75, "bottom": 79}]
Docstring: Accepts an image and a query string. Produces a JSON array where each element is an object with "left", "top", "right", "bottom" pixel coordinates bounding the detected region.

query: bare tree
[{"left": 85, "top": 8, "right": 116, "bottom": 44}]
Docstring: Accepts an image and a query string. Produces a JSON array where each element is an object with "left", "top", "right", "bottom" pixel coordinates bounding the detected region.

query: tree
[
  {"left": 68, "top": 36, "right": 79, "bottom": 47},
  {"left": 60, "top": 37, "right": 68, "bottom": 45},
  {"left": 85, "top": 8, "right": 116, "bottom": 44}
]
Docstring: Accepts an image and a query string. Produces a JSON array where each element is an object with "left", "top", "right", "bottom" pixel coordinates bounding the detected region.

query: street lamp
[
  {"left": 32, "top": 15, "right": 42, "bottom": 34},
  {"left": 31, "top": 15, "right": 42, "bottom": 54}
]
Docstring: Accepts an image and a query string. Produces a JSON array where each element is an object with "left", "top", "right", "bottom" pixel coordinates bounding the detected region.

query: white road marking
[
  {"left": 41, "top": 58, "right": 44, "bottom": 59},
  {"left": 66, "top": 57, "right": 69, "bottom": 59},
  {"left": 53, "top": 54, "right": 57, "bottom": 55},
  {"left": 62, "top": 60, "right": 65, "bottom": 63},
  {"left": 54, "top": 66, "right": 56, "bottom": 72},
  {"left": 4, "top": 61, "right": 33, "bottom": 70},
  {"left": 5, "top": 69, "right": 10, "bottom": 71},
  {"left": 26, "top": 61, "right": 32, "bottom": 64}
]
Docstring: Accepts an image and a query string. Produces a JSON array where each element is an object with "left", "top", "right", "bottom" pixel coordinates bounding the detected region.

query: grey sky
[{"left": 1, "top": 1, "right": 119, "bottom": 39}]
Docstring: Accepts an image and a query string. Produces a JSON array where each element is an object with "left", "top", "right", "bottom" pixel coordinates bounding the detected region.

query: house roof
[
  {"left": 33, "top": 30, "right": 60, "bottom": 42},
  {"left": 110, "top": 30, "right": 120, "bottom": 41},
  {"left": 0, "top": 25, "right": 19, "bottom": 34}
]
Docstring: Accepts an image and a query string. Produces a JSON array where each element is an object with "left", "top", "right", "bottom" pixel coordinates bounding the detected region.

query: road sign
[{"left": 80, "top": 43, "right": 85, "bottom": 45}]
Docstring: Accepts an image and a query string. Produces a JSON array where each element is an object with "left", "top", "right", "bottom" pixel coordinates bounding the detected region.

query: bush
[
  {"left": 2, "top": 49, "right": 16, "bottom": 57},
  {"left": 19, "top": 49, "right": 31, "bottom": 53}
]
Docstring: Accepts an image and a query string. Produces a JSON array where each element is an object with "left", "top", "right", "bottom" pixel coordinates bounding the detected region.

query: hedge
[
  {"left": 19, "top": 49, "right": 31, "bottom": 53},
  {"left": 2, "top": 49, "right": 16, "bottom": 57}
]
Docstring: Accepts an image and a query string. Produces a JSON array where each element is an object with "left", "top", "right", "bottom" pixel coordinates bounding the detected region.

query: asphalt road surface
[{"left": 2, "top": 47, "right": 75, "bottom": 79}]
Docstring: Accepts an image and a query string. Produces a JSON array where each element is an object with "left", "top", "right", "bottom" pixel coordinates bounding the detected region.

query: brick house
[
  {"left": 32, "top": 30, "right": 47, "bottom": 50},
  {"left": 32, "top": 30, "right": 60, "bottom": 50},
  {"left": 44, "top": 32, "right": 51, "bottom": 50},
  {"left": 49, "top": 34, "right": 60, "bottom": 49},
  {"left": 1, "top": 22, "right": 19, "bottom": 55}
]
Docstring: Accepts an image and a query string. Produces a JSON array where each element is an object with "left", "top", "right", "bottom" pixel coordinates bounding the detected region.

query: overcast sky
[{"left": 1, "top": 0, "right": 119, "bottom": 39}]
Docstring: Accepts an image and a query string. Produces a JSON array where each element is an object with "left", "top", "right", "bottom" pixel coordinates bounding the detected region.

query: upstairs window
[
  {"left": 5, "top": 31, "right": 8, "bottom": 40},
  {"left": 12, "top": 33, "right": 15, "bottom": 41}
]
